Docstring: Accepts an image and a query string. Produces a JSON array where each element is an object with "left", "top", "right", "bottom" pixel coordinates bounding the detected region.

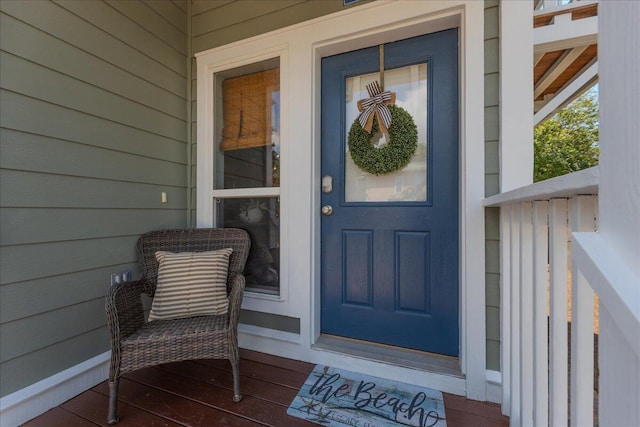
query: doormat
[{"left": 287, "top": 365, "right": 447, "bottom": 427}]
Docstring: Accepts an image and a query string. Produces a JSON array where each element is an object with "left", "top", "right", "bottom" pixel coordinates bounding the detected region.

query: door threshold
[{"left": 313, "top": 334, "right": 463, "bottom": 378}]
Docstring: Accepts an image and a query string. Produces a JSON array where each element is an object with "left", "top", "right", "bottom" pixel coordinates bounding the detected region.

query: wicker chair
[{"left": 105, "top": 228, "right": 251, "bottom": 425}]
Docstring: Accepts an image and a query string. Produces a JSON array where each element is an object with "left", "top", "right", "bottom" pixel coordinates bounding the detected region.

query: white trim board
[
  {"left": 238, "top": 324, "right": 303, "bottom": 362},
  {"left": 500, "top": 0, "right": 534, "bottom": 191},
  {"left": 0, "top": 352, "right": 110, "bottom": 427},
  {"left": 486, "top": 369, "right": 503, "bottom": 404},
  {"left": 196, "top": 0, "right": 488, "bottom": 401},
  {"left": 534, "top": 15, "right": 597, "bottom": 54},
  {"left": 483, "top": 166, "right": 599, "bottom": 207}
]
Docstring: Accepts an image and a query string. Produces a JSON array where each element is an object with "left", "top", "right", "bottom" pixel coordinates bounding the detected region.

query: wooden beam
[
  {"left": 533, "top": 52, "right": 545, "bottom": 68},
  {"left": 534, "top": 45, "right": 588, "bottom": 99},
  {"left": 534, "top": 61, "right": 597, "bottom": 124}
]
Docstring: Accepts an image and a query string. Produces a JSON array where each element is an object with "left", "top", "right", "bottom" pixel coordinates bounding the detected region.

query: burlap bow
[{"left": 357, "top": 81, "right": 396, "bottom": 134}]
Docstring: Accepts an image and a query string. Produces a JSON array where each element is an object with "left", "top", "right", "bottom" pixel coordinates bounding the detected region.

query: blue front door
[{"left": 320, "top": 30, "right": 459, "bottom": 356}]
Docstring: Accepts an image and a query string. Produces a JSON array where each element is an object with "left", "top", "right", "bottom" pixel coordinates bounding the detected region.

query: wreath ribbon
[{"left": 357, "top": 81, "right": 396, "bottom": 134}]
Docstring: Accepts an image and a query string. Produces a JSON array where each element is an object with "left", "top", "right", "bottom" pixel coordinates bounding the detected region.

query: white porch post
[
  {"left": 595, "top": 2, "right": 640, "bottom": 425},
  {"left": 499, "top": 2, "right": 533, "bottom": 419},
  {"left": 499, "top": 0, "right": 533, "bottom": 191}
]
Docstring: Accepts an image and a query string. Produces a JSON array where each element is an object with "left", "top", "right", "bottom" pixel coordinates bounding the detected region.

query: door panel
[
  {"left": 396, "top": 231, "right": 431, "bottom": 314},
  {"left": 321, "top": 29, "right": 459, "bottom": 356},
  {"left": 343, "top": 230, "right": 373, "bottom": 306}
]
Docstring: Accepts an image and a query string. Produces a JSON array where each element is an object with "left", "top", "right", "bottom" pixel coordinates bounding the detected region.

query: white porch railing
[
  {"left": 534, "top": 0, "right": 592, "bottom": 12},
  {"left": 484, "top": 166, "right": 639, "bottom": 426}
]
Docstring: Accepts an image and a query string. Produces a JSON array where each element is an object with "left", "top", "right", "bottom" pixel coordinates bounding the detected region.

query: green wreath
[{"left": 348, "top": 105, "right": 418, "bottom": 175}]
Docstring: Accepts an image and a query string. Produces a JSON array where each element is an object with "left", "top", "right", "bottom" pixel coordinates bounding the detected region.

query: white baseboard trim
[
  {"left": 486, "top": 369, "right": 503, "bottom": 404},
  {"left": 0, "top": 351, "right": 110, "bottom": 427},
  {"left": 238, "top": 323, "right": 303, "bottom": 361}
]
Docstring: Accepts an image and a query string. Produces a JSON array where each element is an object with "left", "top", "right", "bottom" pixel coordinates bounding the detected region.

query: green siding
[
  {"left": 0, "top": 90, "right": 185, "bottom": 162},
  {"left": 0, "top": 170, "right": 187, "bottom": 209},
  {"left": 1, "top": 1, "right": 185, "bottom": 95},
  {"left": 1, "top": 130, "right": 186, "bottom": 186},
  {"left": 484, "top": 1, "right": 501, "bottom": 371},
  {"left": 191, "top": 0, "right": 361, "bottom": 53},
  {"left": 0, "top": 0, "right": 188, "bottom": 397},
  {"left": 1, "top": 209, "right": 187, "bottom": 246},
  {"left": 0, "top": 236, "right": 139, "bottom": 294},
  {"left": 0, "top": 299, "right": 106, "bottom": 363},
  {"left": 0, "top": 13, "right": 186, "bottom": 120},
  {"left": 147, "top": 0, "right": 188, "bottom": 33},
  {"left": 0, "top": 265, "right": 136, "bottom": 324},
  {"left": 0, "top": 327, "right": 109, "bottom": 400},
  {"left": 1, "top": 52, "right": 184, "bottom": 139}
]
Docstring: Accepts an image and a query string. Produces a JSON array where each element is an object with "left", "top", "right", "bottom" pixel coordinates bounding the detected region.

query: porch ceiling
[{"left": 533, "top": 2, "right": 598, "bottom": 114}]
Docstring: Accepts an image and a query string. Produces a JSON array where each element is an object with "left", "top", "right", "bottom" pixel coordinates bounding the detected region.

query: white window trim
[
  {"left": 197, "top": 46, "right": 292, "bottom": 313},
  {"left": 196, "top": 0, "right": 487, "bottom": 400}
]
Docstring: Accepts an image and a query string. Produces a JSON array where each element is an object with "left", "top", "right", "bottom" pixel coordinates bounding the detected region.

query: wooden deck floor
[{"left": 25, "top": 350, "right": 508, "bottom": 426}]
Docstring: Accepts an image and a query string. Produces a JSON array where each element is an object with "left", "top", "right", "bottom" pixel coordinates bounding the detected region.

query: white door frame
[{"left": 196, "top": 0, "right": 487, "bottom": 400}]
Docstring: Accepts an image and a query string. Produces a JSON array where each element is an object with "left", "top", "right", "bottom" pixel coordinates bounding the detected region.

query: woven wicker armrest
[
  {"left": 105, "top": 280, "right": 146, "bottom": 344},
  {"left": 227, "top": 274, "right": 246, "bottom": 331}
]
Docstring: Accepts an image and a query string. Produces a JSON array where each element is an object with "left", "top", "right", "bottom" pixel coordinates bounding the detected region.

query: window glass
[
  {"left": 345, "top": 64, "right": 428, "bottom": 202},
  {"left": 215, "top": 60, "right": 280, "bottom": 189},
  {"left": 216, "top": 197, "right": 280, "bottom": 295},
  {"left": 214, "top": 59, "right": 281, "bottom": 295}
]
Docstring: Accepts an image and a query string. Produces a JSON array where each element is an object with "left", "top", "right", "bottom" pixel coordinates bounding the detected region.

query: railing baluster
[
  {"left": 483, "top": 169, "right": 603, "bottom": 425},
  {"left": 520, "top": 203, "right": 534, "bottom": 427},
  {"left": 569, "top": 195, "right": 597, "bottom": 427},
  {"left": 501, "top": 206, "right": 512, "bottom": 417},
  {"left": 533, "top": 201, "right": 550, "bottom": 425},
  {"left": 510, "top": 203, "right": 522, "bottom": 425},
  {"left": 549, "top": 198, "right": 569, "bottom": 427}
]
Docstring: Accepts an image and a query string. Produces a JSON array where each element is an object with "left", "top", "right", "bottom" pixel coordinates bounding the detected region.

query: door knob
[{"left": 321, "top": 205, "right": 333, "bottom": 216}]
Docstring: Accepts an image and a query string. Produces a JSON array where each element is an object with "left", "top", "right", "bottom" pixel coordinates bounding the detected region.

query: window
[{"left": 213, "top": 59, "right": 281, "bottom": 296}]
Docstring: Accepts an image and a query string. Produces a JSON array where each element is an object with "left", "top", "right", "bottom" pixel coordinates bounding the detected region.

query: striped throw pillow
[{"left": 148, "top": 248, "right": 233, "bottom": 321}]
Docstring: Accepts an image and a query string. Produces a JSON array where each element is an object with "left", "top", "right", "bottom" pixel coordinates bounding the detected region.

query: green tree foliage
[{"left": 534, "top": 90, "right": 599, "bottom": 182}]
